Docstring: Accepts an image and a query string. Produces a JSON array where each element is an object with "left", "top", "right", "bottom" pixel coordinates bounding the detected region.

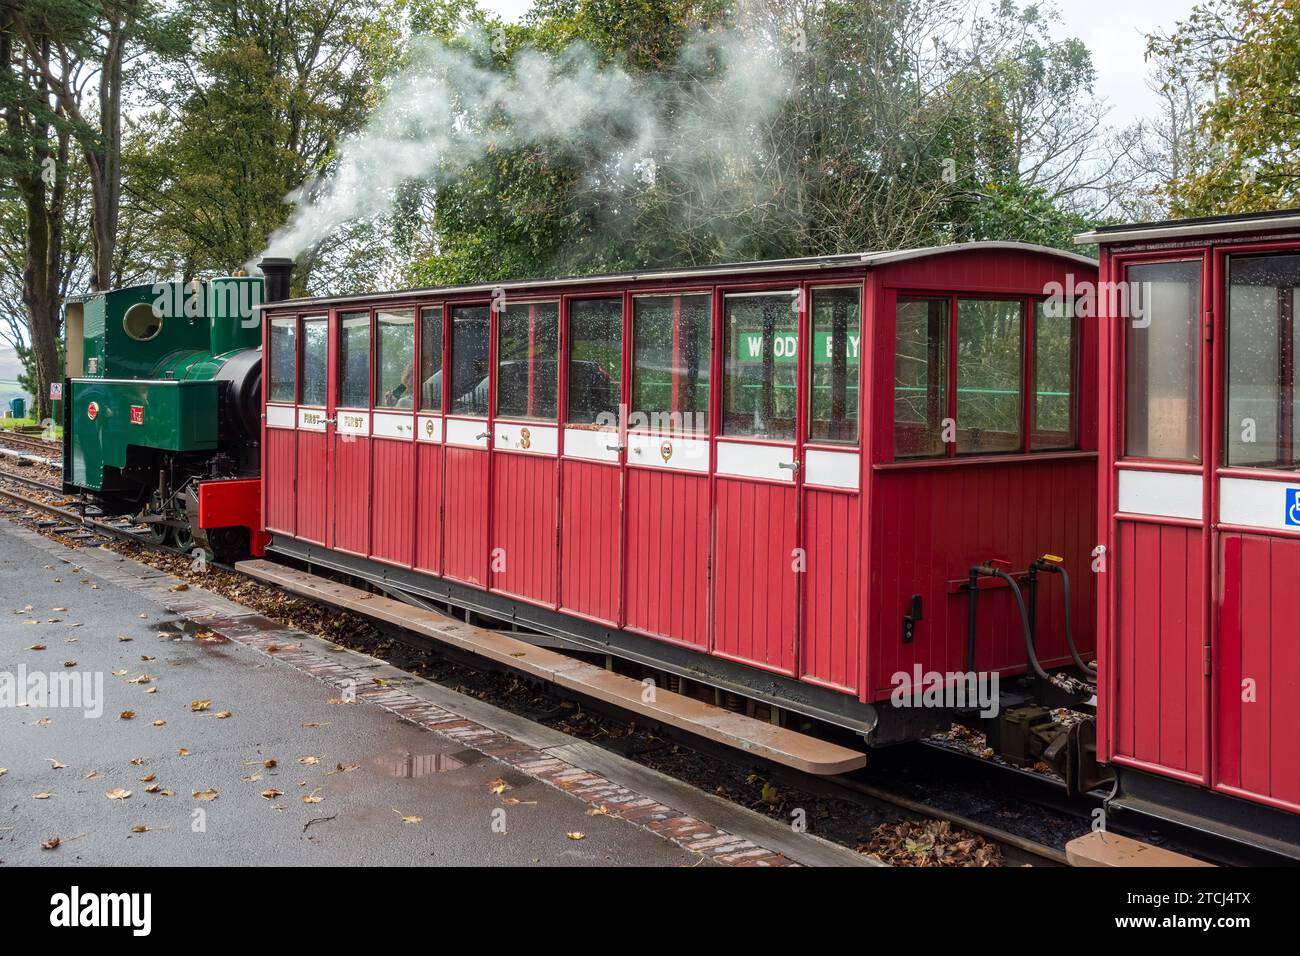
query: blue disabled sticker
[{"left": 1287, "top": 488, "right": 1300, "bottom": 527}]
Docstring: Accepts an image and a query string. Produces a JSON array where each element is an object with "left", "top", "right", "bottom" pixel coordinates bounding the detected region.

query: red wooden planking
[
  {"left": 1216, "top": 535, "right": 1243, "bottom": 791},
  {"left": 713, "top": 478, "right": 798, "bottom": 676},
  {"left": 1158, "top": 525, "right": 1188, "bottom": 770},
  {"left": 370, "top": 438, "right": 414, "bottom": 566},
  {"left": 443, "top": 446, "right": 489, "bottom": 586},
  {"left": 414, "top": 442, "right": 443, "bottom": 575},
  {"left": 1268, "top": 538, "right": 1300, "bottom": 808},
  {"left": 491, "top": 452, "right": 557, "bottom": 606},
  {"left": 625, "top": 468, "right": 709, "bottom": 648},
  {"left": 294, "top": 430, "right": 328, "bottom": 544},
  {"left": 264, "top": 428, "right": 296, "bottom": 534},
  {"left": 867, "top": 457, "right": 1097, "bottom": 699},
  {"left": 1238, "top": 534, "right": 1272, "bottom": 798},
  {"left": 802, "top": 490, "right": 860, "bottom": 691},
  {"left": 331, "top": 434, "right": 371, "bottom": 555},
  {"left": 560, "top": 458, "right": 620, "bottom": 624},
  {"left": 1131, "top": 523, "right": 1162, "bottom": 766}
]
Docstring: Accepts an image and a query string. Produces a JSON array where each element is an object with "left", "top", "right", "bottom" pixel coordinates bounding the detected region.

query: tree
[{"left": 1152, "top": 0, "right": 1300, "bottom": 214}]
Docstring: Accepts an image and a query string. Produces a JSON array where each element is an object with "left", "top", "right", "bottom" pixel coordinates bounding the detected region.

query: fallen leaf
[
  {"left": 214, "top": 710, "right": 232, "bottom": 719},
  {"left": 139, "top": 773, "right": 155, "bottom": 783},
  {"left": 586, "top": 805, "right": 610, "bottom": 816},
  {"left": 0, "top": 768, "right": 6, "bottom": 777},
  {"left": 488, "top": 779, "right": 511, "bottom": 795},
  {"left": 566, "top": 832, "right": 586, "bottom": 840},
  {"left": 112, "top": 669, "right": 127, "bottom": 677},
  {"left": 127, "top": 674, "right": 152, "bottom": 684},
  {"left": 116, "top": 634, "right": 133, "bottom": 642},
  {"left": 177, "top": 748, "right": 190, "bottom": 756},
  {"left": 36, "top": 717, "right": 51, "bottom": 726},
  {"left": 119, "top": 711, "right": 135, "bottom": 720},
  {"left": 106, "top": 788, "right": 131, "bottom": 801},
  {"left": 62, "top": 660, "right": 76, "bottom": 667},
  {"left": 298, "top": 755, "right": 320, "bottom": 765},
  {"left": 328, "top": 762, "right": 358, "bottom": 775},
  {"left": 152, "top": 719, "right": 166, "bottom": 726},
  {"left": 145, "top": 688, "right": 157, "bottom": 695},
  {"left": 130, "top": 825, "right": 152, "bottom": 833},
  {"left": 32, "top": 792, "right": 52, "bottom": 800},
  {"left": 169, "top": 583, "right": 189, "bottom": 592},
  {"left": 140, "top": 655, "right": 155, "bottom": 662},
  {"left": 190, "top": 699, "right": 212, "bottom": 712},
  {"left": 393, "top": 810, "right": 422, "bottom": 824},
  {"left": 41, "top": 837, "right": 60, "bottom": 850},
  {"left": 192, "top": 788, "right": 218, "bottom": 801},
  {"left": 28, "top": 643, "right": 47, "bottom": 651},
  {"left": 144, "top": 785, "right": 161, "bottom": 794},
  {"left": 263, "top": 759, "right": 278, "bottom": 769},
  {"left": 47, "top": 758, "right": 65, "bottom": 770},
  {"left": 303, "top": 791, "right": 323, "bottom": 804},
  {"left": 261, "top": 789, "right": 284, "bottom": 799},
  {"left": 129, "top": 757, "right": 145, "bottom": 766}
]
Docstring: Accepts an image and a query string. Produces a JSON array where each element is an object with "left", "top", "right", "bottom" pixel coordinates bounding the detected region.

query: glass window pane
[
  {"left": 450, "top": 305, "right": 491, "bottom": 416},
  {"left": 268, "top": 317, "right": 296, "bottom": 404},
  {"left": 299, "top": 317, "right": 328, "bottom": 407},
  {"left": 1226, "top": 253, "right": 1300, "bottom": 469},
  {"left": 1125, "top": 261, "right": 1201, "bottom": 461},
  {"left": 567, "top": 297, "right": 622, "bottom": 426},
  {"left": 419, "top": 306, "right": 443, "bottom": 411},
  {"left": 809, "top": 287, "right": 861, "bottom": 444},
  {"left": 631, "top": 293, "right": 711, "bottom": 434},
  {"left": 497, "top": 302, "right": 559, "bottom": 421},
  {"left": 894, "top": 297, "right": 948, "bottom": 458},
  {"left": 338, "top": 312, "right": 370, "bottom": 409},
  {"left": 722, "top": 292, "right": 798, "bottom": 439},
  {"left": 1032, "top": 299, "right": 1077, "bottom": 450},
  {"left": 375, "top": 308, "right": 415, "bottom": 409},
  {"left": 956, "top": 299, "right": 1022, "bottom": 454}
]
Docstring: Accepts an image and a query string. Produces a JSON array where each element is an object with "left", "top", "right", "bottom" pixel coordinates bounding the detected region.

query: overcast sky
[{"left": 0, "top": 0, "right": 1200, "bottom": 385}]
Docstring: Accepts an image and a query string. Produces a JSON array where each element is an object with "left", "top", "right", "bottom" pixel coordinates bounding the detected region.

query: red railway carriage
[
  {"left": 259, "top": 242, "right": 1097, "bottom": 743},
  {"left": 1081, "top": 209, "right": 1300, "bottom": 849}
]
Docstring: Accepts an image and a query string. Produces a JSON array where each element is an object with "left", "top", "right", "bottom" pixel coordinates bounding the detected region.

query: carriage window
[
  {"left": 632, "top": 293, "right": 711, "bottom": 434},
  {"left": 809, "top": 287, "right": 861, "bottom": 443},
  {"left": 497, "top": 301, "right": 559, "bottom": 421},
  {"left": 420, "top": 306, "right": 443, "bottom": 412},
  {"left": 1032, "top": 299, "right": 1078, "bottom": 450},
  {"left": 450, "top": 305, "right": 491, "bottom": 416},
  {"left": 375, "top": 308, "right": 415, "bottom": 409},
  {"left": 299, "top": 316, "right": 328, "bottom": 407},
  {"left": 568, "top": 297, "right": 622, "bottom": 426},
  {"left": 1125, "top": 260, "right": 1201, "bottom": 461},
  {"left": 894, "top": 297, "right": 949, "bottom": 457},
  {"left": 722, "top": 292, "right": 798, "bottom": 440},
  {"left": 1226, "top": 254, "right": 1300, "bottom": 469},
  {"left": 268, "top": 317, "right": 296, "bottom": 404},
  {"left": 338, "top": 312, "right": 370, "bottom": 408},
  {"left": 956, "top": 299, "right": 1022, "bottom": 454}
]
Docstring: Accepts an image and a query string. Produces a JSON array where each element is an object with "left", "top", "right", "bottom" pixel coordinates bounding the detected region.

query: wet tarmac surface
[{"left": 0, "top": 522, "right": 702, "bottom": 866}]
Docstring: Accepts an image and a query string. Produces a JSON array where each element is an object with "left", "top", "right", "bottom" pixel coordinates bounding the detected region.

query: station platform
[{"left": 0, "top": 519, "right": 875, "bottom": 867}]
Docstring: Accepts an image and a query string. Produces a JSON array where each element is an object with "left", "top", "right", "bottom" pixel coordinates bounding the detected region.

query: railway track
[{"left": 0, "top": 429, "right": 60, "bottom": 456}]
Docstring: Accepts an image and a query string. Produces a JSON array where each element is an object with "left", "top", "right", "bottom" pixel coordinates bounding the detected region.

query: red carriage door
[
  {"left": 1112, "top": 255, "right": 1210, "bottom": 784},
  {"left": 370, "top": 307, "right": 417, "bottom": 567},
  {"left": 490, "top": 301, "right": 560, "bottom": 605},
  {"left": 442, "top": 304, "right": 492, "bottom": 587},
  {"left": 800, "top": 286, "right": 863, "bottom": 693},
  {"left": 713, "top": 289, "right": 802, "bottom": 676},
  {"left": 330, "top": 310, "right": 372, "bottom": 556},
  {"left": 264, "top": 315, "right": 297, "bottom": 535},
  {"left": 560, "top": 296, "right": 625, "bottom": 625},
  {"left": 1214, "top": 248, "right": 1300, "bottom": 812},
  {"left": 624, "top": 292, "right": 712, "bottom": 648},
  {"left": 294, "top": 315, "right": 329, "bottom": 545},
  {"left": 413, "top": 305, "right": 445, "bottom": 576}
]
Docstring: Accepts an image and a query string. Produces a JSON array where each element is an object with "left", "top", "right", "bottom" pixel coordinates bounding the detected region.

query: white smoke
[{"left": 260, "top": 26, "right": 792, "bottom": 265}]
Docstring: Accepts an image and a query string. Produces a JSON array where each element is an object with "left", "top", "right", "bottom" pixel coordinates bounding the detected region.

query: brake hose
[
  {"left": 986, "top": 566, "right": 1092, "bottom": 699},
  {"left": 1036, "top": 563, "right": 1097, "bottom": 677}
]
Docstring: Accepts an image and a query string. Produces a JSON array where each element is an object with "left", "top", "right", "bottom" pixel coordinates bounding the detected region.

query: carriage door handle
[
  {"left": 606, "top": 443, "right": 625, "bottom": 452},
  {"left": 778, "top": 460, "right": 800, "bottom": 471},
  {"left": 323, "top": 417, "right": 337, "bottom": 424},
  {"left": 476, "top": 431, "right": 491, "bottom": 440}
]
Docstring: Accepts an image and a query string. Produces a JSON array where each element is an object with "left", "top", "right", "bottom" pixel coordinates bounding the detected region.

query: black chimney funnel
[{"left": 258, "top": 257, "right": 294, "bottom": 304}]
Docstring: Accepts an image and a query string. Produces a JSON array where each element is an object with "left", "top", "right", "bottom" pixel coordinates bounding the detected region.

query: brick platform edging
[{"left": 3, "top": 522, "right": 805, "bottom": 867}]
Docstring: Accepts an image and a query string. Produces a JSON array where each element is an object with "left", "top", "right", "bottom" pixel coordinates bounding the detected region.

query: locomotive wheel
[
  {"left": 140, "top": 521, "right": 169, "bottom": 546},
  {"left": 169, "top": 523, "right": 196, "bottom": 553}
]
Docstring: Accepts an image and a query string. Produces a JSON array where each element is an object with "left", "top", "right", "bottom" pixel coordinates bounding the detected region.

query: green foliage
[{"left": 1154, "top": 0, "right": 1300, "bottom": 215}]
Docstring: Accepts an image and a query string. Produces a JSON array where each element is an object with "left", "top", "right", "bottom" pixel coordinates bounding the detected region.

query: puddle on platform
[{"left": 377, "top": 751, "right": 468, "bottom": 778}]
